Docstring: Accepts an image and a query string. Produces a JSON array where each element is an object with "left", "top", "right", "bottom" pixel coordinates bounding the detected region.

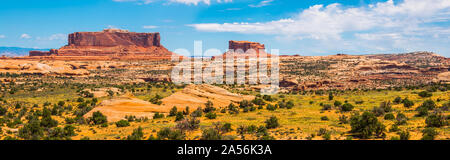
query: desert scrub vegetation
[{"left": 0, "top": 77, "right": 448, "bottom": 140}]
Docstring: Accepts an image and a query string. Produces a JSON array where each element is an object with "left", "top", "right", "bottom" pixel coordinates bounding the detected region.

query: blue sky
[{"left": 0, "top": 0, "right": 449, "bottom": 56}]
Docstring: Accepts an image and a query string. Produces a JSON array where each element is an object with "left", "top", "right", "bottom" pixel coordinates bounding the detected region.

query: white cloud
[
  {"left": 249, "top": 0, "right": 273, "bottom": 8},
  {"left": 112, "top": 0, "right": 153, "bottom": 5},
  {"left": 0, "top": 35, "right": 5, "bottom": 38},
  {"left": 143, "top": 25, "right": 159, "bottom": 29},
  {"left": 113, "top": 0, "right": 231, "bottom": 5},
  {"left": 171, "top": 0, "right": 211, "bottom": 5},
  {"left": 35, "top": 34, "right": 67, "bottom": 42},
  {"left": 190, "top": 0, "right": 450, "bottom": 40},
  {"left": 48, "top": 34, "right": 66, "bottom": 40},
  {"left": 355, "top": 33, "right": 402, "bottom": 41},
  {"left": 20, "top": 34, "right": 31, "bottom": 39},
  {"left": 170, "top": 0, "right": 232, "bottom": 5}
]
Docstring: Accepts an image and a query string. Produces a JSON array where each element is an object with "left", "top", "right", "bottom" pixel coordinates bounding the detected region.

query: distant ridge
[{"left": 0, "top": 47, "right": 49, "bottom": 57}]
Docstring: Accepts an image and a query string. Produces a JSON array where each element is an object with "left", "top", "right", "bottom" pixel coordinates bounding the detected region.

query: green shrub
[
  {"left": 341, "top": 103, "right": 354, "bottom": 112},
  {"left": 266, "top": 104, "right": 276, "bottom": 111},
  {"left": 322, "top": 132, "right": 331, "bottom": 140},
  {"left": 402, "top": 98, "right": 414, "bottom": 108},
  {"left": 265, "top": 116, "right": 280, "bottom": 129},
  {"left": 398, "top": 130, "right": 410, "bottom": 140},
  {"left": 18, "top": 118, "right": 43, "bottom": 140},
  {"left": 221, "top": 123, "right": 233, "bottom": 133},
  {"left": 157, "top": 128, "right": 185, "bottom": 140},
  {"left": 286, "top": 101, "right": 294, "bottom": 109},
  {"left": 262, "top": 95, "right": 273, "bottom": 101},
  {"left": 417, "top": 100, "right": 436, "bottom": 111},
  {"left": 389, "top": 124, "right": 400, "bottom": 132},
  {"left": 0, "top": 106, "right": 7, "bottom": 116},
  {"left": 175, "top": 112, "right": 184, "bottom": 122},
  {"left": 334, "top": 101, "right": 342, "bottom": 107},
  {"left": 126, "top": 126, "right": 144, "bottom": 140},
  {"left": 89, "top": 111, "right": 107, "bottom": 125},
  {"left": 393, "top": 97, "right": 402, "bottom": 104},
  {"left": 252, "top": 98, "right": 265, "bottom": 106},
  {"left": 321, "top": 116, "right": 329, "bottom": 121},
  {"left": 418, "top": 91, "right": 432, "bottom": 98},
  {"left": 203, "top": 101, "right": 215, "bottom": 113},
  {"left": 153, "top": 112, "right": 164, "bottom": 119},
  {"left": 421, "top": 128, "right": 439, "bottom": 140},
  {"left": 384, "top": 113, "right": 395, "bottom": 120},
  {"left": 227, "top": 103, "right": 239, "bottom": 114},
  {"left": 205, "top": 112, "right": 217, "bottom": 119},
  {"left": 415, "top": 107, "right": 429, "bottom": 117},
  {"left": 175, "top": 117, "right": 200, "bottom": 131},
  {"left": 115, "top": 120, "right": 130, "bottom": 127},
  {"left": 239, "top": 100, "right": 253, "bottom": 109},
  {"left": 395, "top": 113, "right": 408, "bottom": 125},
  {"left": 201, "top": 128, "right": 221, "bottom": 140},
  {"left": 183, "top": 107, "right": 190, "bottom": 115},
  {"left": 150, "top": 94, "right": 163, "bottom": 105},
  {"left": 425, "top": 113, "right": 447, "bottom": 128},
  {"left": 350, "top": 112, "right": 386, "bottom": 139},
  {"left": 169, "top": 106, "right": 177, "bottom": 117},
  {"left": 191, "top": 107, "right": 203, "bottom": 117}
]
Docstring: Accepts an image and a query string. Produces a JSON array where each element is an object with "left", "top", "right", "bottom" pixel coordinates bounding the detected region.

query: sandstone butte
[
  {"left": 27, "top": 29, "right": 182, "bottom": 60},
  {"left": 214, "top": 40, "right": 273, "bottom": 59}
]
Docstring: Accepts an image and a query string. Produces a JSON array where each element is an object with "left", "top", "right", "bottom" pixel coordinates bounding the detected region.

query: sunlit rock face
[{"left": 29, "top": 29, "right": 178, "bottom": 59}]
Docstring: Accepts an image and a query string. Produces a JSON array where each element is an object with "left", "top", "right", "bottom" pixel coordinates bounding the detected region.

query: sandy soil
[
  {"left": 161, "top": 84, "right": 254, "bottom": 110},
  {"left": 84, "top": 93, "right": 165, "bottom": 122}
]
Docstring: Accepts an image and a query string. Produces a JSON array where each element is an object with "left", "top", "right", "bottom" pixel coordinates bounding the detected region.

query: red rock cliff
[
  {"left": 68, "top": 29, "right": 161, "bottom": 47},
  {"left": 29, "top": 29, "right": 178, "bottom": 59},
  {"left": 229, "top": 40, "right": 265, "bottom": 53},
  {"left": 213, "top": 40, "right": 270, "bottom": 59}
]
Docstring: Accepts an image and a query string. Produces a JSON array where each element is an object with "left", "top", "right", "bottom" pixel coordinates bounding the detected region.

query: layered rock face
[
  {"left": 67, "top": 29, "right": 160, "bottom": 47},
  {"left": 29, "top": 29, "right": 177, "bottom": 59},
  {"left": 29, "top": 49, "right": 58, "bottom": 56},
  {"left": 228, "top": 40, "right": 265, "bottom": 53},
  {"left": 214, "top": 40, "right": 270, "bottom": 59}
]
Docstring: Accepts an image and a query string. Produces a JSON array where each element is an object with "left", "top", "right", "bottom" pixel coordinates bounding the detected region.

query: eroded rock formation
[
  {"left": 29, "top": 29, "right": 178, "bottom": 59},
  {"left": 214, "top": 40, "right": 271, "bottom": 59},
  {"left": 229, "top": 40, "right": 265, "bottom": 53}
]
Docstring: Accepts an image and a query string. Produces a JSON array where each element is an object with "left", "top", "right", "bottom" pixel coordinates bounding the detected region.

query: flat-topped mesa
[
  {"left": 214, "top": 40, "right": 271, "bottom": 59},
  {"left": 229, "top": 40, "right": 265, "bottom": 53},
  {"left": 67, "top": 29, "right": 161, "bottom": 47},
  {"left": 29, "top": 29, "right": 179, "bottom": 59}
]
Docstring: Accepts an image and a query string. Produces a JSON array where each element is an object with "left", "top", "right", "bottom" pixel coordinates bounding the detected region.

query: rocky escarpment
[
  {"left": 67, "top": 29, "right": 161, "bottom": 47},
  {"left": 229, "top": 40, "right": 265, "bottom": 53},
  {"left": 214, "top": 40, "right": 271, "bottom": 59},
  {"left": 29, "top": 29, "right": 179, "bottom": 59}
]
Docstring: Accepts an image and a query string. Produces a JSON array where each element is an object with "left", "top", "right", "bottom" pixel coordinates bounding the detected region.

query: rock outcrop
[
  {"left": 214, "top": 40, "right": 271, "bottom": 59},
  {"left": 29, "top": 29, "right": 179, "bottom": 59},
  {"left": 29, "top": 49, "right": 58, "bottom": 56},
  {"left": 229, "top": 40, "right": 265, "bottom": 53},
  {"left": 67, "top": 28, "right": 160, "bottom": 48}
]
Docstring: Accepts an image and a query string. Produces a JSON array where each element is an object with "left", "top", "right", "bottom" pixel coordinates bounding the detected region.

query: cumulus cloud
[
  {"left": 20, "top": 34, "right": 31, "bottom": 39},
  {"left": 0, "top": 35, "right": 5, "bottom": 38},
  {"left": 190, "top": 0, "right": 450, "bottom": 40}
]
